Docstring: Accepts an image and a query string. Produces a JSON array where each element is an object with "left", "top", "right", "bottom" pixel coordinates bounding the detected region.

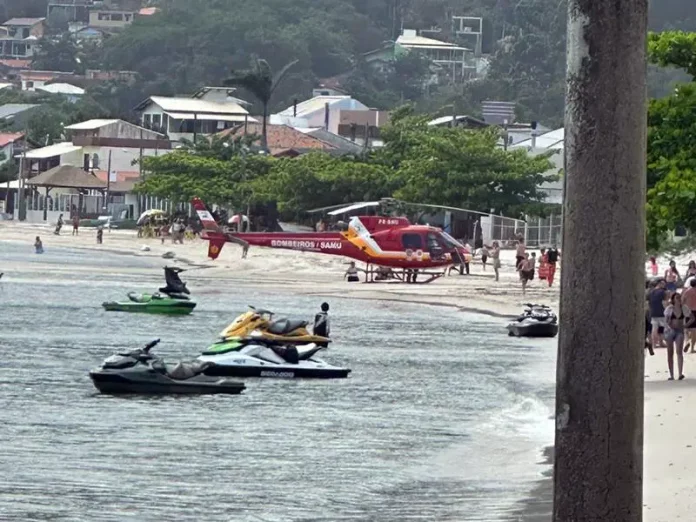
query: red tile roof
[
  {"left": 0, "top": 59, "right": 31, "bottom": 70},
  {"left": 138, "top": 7, "right": 159, "bottom": 15},
  {"left": 218, "top": 123, "right": 336, "bottom": 154},
  {"left": 0, "top": 132, "right": 24, "bottom": 147}
]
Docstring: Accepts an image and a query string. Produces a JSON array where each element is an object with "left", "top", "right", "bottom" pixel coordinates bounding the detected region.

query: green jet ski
[{"left": 102, "top": 266, "right": 197, "bottom": 315}]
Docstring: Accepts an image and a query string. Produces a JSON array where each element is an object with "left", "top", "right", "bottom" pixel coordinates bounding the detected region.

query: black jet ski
[
  {"left": 507, "top": 303, "right": 559, "bottom": 338},
  {"left": 89, "top": 339, "right": 245, "bottom": 395}
]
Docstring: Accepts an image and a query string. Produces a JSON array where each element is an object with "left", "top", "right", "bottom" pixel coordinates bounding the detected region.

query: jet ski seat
[
  {"left": 153, "top": 360, "right": 213, "bottom": 380},
  {"left": 271, "top": 345, "right": 299, "bottom": 364},
  {"left": 267, "top": 318, "right": 308, "bottom": 335},
  {"left": 127, "top": 292, "right": 150, "bottom": 303},
  {"left": 298, "top": 345, "right": 324, "bottom": 361}
]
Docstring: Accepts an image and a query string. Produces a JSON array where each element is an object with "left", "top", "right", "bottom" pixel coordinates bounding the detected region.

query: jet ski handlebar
[{"left": 144, "top": 339, "right": 161, "bottom": 352}]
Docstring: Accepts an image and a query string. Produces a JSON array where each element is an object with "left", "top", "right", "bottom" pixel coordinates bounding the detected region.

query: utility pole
[
  {"left": 104, "top": 149, "right": 112, "bottom": 215},
  {"left": 554, "top": 1, "right": 647, "bottom": 521}
]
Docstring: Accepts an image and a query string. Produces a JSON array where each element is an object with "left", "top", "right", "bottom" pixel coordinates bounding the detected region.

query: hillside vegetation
[{"left": 6, "top": 0, "right": 696, "bottom": 125}]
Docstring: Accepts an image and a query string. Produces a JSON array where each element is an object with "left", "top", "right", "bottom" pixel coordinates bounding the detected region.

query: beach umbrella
[{"left": 137, "top": 209, "right": 165, "bottom": 225}]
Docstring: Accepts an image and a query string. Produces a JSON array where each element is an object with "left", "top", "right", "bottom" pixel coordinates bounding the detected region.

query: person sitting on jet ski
[
  {"left": 313, "top": 302, "right": 330, "bottom": 348},
  {"left": 160, "top": 266, "right": 189, "bottom": 296}
]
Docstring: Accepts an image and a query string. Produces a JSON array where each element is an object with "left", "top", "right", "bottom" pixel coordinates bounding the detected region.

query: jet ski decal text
[
  {"left": 270, "top": 240, "right": 342, "bottom": 250},
  {"left": 260, "top": 371, "right": 295, "bottom": 378}
]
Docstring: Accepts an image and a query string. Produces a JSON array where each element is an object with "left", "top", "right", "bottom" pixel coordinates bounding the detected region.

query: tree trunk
[
  {"left": 554, "top": 1, "right": 647, "bottom": 521},
  {"left": 261, "top": 102, "right": 268, "bottom": 153}
]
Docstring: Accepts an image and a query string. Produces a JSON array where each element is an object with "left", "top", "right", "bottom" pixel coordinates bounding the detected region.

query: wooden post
[{"left": 554, "top": 0, "right": 647, "bottom": 521}]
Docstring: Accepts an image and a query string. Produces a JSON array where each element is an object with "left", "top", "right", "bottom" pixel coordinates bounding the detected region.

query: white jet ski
[{"left": 198, "top": 339, "right": 351, "bottom": 379}]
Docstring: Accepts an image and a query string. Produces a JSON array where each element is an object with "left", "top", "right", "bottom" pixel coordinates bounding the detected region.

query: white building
[
  {"left": 273, "top": 95, "right": 369, "bottom": 135},
  {"left": 37, "top": 83, "right": 85, "bottom": 102},
  {"left": 396, "top": 29, "right": 476, "bottom": 82},
  {"left": 510, "top": 128, "right": 564, "bottom": 205},
  {"left": 134, "top": 96, "right": 255, "bottom": 143}
]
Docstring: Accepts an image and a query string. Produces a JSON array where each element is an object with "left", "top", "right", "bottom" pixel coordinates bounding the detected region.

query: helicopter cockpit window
[{"left": 402, "top": 233, "right": 423, "bottom": 250}]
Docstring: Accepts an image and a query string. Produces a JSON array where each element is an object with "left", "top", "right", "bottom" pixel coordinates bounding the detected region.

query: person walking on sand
[
  {"left": 313, "top": 302, "right": 330, "bottom": 347},
  {"left": 665, "top": 260, "right": 681, "bottom": 292},
  {"left": 515, "top": 239, "right": 526, "bottom": 270},
  {"left": 546, "top": 246, "right": 559, "bottom": 287},
  {"left": 529, "top": 252, "right": 537, "bottom": 281},
  {"left": 518, "top": 253, "right": 534, "bottom": 295},
  {"left": 72, "top": 214, "right": 79, "bottom": 236},
  {"left": 649, "top": 256, "right": 659, "bottom": 277},
  {"left": 538, "top": 248, "right": 548, "bottom": 281},
  {"left": 34, "top": 236, "right": 44, "bottom": 254},
  {"left": 649, "top": 279, "right": 668, "bottom": 353},
  {"left": 54, "top": 214, "right": 63, "bottom": 235},
  {"left": 664, "top": 292, "right": 694, "bottom": 380},
  {"left": 682, "top": 278, "right": 696, "bottom": 352},
  {"left": 96, "top": 226, "right": 103, "bottom": 244},
  {"left": 344, "top": 262, "right": 361, "bottom": 282},
  {"left": 480, "top": 245, "right": 489, "bottom": 271},
  {"left": 490, "top": 241, "right": 501, "bottom": 282}
]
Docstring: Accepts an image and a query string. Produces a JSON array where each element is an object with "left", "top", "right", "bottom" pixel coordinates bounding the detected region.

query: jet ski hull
[
  {"left": 198, "top": 350, "right": 351, "bottom": 379},
  {"left": 89, "top": 369, "right": 245, "bottom": 395},
  {"left": 202, "top": 364, "right": 351, "bottom": 379},
  {"left": 506, "top": 322, "right": 559, "bottom": 338},
  {"left": 102, "top": 300, "right": 196, "bottom": 315}
]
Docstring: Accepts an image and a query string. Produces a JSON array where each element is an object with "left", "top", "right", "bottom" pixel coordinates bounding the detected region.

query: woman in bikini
[{"left": 664, "top": 292, "right": 694, "bottom": 380}]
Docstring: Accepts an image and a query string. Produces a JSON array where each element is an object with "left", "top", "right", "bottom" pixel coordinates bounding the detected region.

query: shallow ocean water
[{"left": 0, "top": 242, "right": 556, "bottom": 521}]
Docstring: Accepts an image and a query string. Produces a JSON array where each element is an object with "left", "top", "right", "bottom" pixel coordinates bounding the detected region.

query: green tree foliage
[
  {"left": 376, "top": 110, "right": 556, "bottom": 216},
  {"left": 136, "top": 107, "right": 556, "bottom": 220},
  {"left": 31, "top": 33, "right": 82, "bottom": 73},
  {"left": 646, "top": 31, "right": 696, "bottom": 249}
]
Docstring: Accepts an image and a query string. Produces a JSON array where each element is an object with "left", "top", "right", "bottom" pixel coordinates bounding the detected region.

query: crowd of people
[{"left": 646, "top": 259, "right": 696, "bottom": 381}]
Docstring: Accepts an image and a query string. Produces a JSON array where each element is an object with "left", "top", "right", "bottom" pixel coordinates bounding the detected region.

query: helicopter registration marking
[{"left": 270, "top": 240, "right": 342, "bottom": 250}]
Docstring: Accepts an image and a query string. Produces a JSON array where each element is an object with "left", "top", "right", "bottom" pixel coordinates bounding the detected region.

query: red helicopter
[{"left": 191, "top": 197, "right": 472, "bottom": 283}]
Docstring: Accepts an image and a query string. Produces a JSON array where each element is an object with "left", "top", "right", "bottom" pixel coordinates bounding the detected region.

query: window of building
[
  {"left": 111, "top": 13, "right": 124, "bottom": 21},
  {"left": 152, "top": 114, "right": 161, "bottom": 128},
  {"left": 25, "top": 81, "right": 33, "bottom": 89},
  {"left": 124, "top": 14, "right": 132, "bottom": 21},
  {"left": 143, "top": 114, "right": 152, "bottom": 128},
  {"left": 98, "top": 12, "right": 108, "bottom": 20}
]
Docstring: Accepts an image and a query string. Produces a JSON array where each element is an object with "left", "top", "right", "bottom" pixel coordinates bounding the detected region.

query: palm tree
[{"left": 224, "top": 58, "right": 298, "bottom": 152}]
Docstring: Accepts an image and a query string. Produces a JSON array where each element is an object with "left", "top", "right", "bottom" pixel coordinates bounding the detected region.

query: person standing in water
[
  {"left": 34, "top": 236, "right": 44, "bottom": 254},
  {"left": 313, "top": 302, "right": 330, "bottom": 348},
  {"left": 664, "top": 292, "right": 694, "bottom": 380}
]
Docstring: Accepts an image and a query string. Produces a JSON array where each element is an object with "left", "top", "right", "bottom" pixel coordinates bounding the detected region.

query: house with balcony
[
  {"left": 0, "top": 18, "right": 45, "bottom": 61},
  {"left": 88, "top": 5, "right": 137, "bottom": 30},
  {"left": 134, "top": 96, "right": 255, "bottom": 143}
]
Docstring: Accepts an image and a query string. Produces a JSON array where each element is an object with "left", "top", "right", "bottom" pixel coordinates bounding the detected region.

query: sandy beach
[{"left": 1, "top": 220, "right": 692, "bottom": 520}]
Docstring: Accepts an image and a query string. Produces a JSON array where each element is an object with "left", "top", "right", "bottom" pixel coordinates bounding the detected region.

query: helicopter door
[{"left": 427, "top": 233, "right": 446, "bottom": 260}]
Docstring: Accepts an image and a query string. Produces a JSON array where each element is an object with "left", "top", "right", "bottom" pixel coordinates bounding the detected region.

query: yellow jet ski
[{"left": 219, "top": 306, "right": 331, "bottom": 345}]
